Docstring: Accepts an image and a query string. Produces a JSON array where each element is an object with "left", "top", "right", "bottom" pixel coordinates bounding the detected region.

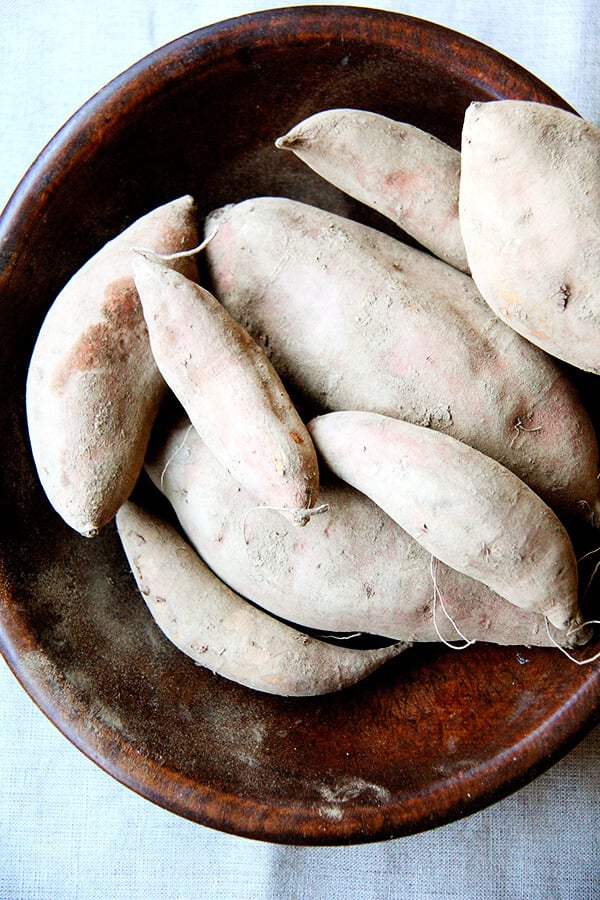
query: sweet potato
[
  {"left": 204, "top": 196, "right": 600, "bottom": 523},
  {"left": 308, "top": 410, "right": 582, "bottom": 632},
  {"left": 459, "top": 100, "right": 600, "bottom": 373},
  {"left": 276, "top": 108, "right": 469, "bottom": 272},
  {"left": 144, "top": 409, "right": 586, "bottom": 648},
  {"left": 116, "top": 499, "right": 408, "bottom": 696},
  {"left": 26, "top": 196, "right": 199, "bottom": 536},
  {"left": 132, "top": 251, "right": 319, "bottom": 524}
]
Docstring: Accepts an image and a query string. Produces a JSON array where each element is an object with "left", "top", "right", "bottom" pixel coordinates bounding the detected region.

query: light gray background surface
[{"left": 1, "top": 3, "right": 599, "bottom": 898}]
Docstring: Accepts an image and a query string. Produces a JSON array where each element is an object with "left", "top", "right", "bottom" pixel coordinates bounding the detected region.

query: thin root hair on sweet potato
[
  {"left": 116, "top": 499, "right": 409, "bottom": 696},
  {"left": 26, "top": 195, "right": 199, "bottom": 536},
  {"left": 132, "top": 250, "right": 320, "bottom": 525},
  {"left": 204, "top": 196, "right": 600, "bottom": 524},
  {"left": 144, "top": 407, "right": 590, "bottom": 649},
  {"left": 308, "top": 410, "right": 583, "bottom": 632}
]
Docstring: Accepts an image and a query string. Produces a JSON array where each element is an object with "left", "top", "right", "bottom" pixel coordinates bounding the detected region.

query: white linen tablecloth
[{"left": 1, "top": 3, "right": 598, "bottom": 898}]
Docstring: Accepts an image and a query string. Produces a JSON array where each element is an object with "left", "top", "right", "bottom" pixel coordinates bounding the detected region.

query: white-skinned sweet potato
[
  {"left": 144, "top": 408, "right": 587, "bottom": 648},
  {"left": 308, "top": 410, "right": 582, "bottom": 632},
  {"left": 132, "top": 251, "right": 319, "bottom": 524},
  {"left": 204, "top": 196, "right": 600, "bottom": 523},
  {"left": 276, "top": 108, "right": 469, "bottom": 272},
  {"left": 116, "top": 499, "right": 408, "bottom": 696},
  {"left": 459, "top": 100, "right": 600, "bottom": 373},
  {"left": 26, "top": 195, "right": 199, "bottom": 536}
]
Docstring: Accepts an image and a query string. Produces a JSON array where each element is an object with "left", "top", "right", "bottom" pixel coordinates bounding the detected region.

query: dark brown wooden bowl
[{"left": 0, "top": 6, "right": 598, "bottom": 845}]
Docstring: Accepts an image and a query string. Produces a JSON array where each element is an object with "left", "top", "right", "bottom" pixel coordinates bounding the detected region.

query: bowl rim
[
  {"left": 0, "top": 5, "right": 597, "bottom": 846},
  {"left": 0, "top": 4, "right": 576, "bottom": 236}
]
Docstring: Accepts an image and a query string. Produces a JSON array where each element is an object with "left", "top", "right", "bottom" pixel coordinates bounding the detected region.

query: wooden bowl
[{"left": 0, "top": 6, "right": 598, "bottom": 845}]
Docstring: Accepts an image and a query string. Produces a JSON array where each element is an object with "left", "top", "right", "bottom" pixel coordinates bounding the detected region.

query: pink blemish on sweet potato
[
  {"left": 275, "top": 109, "right": 468, "bottom": 272},
  {"left": 52, "top": 278, "right": 146, "bottom": 391},
  {"left": 26, "top": 195, "right": 199, "bottom": 536},
  {"left": 384, "top": 167, "right": 430, "bottom": 200},
  {"left": 203, "top": 196, "right": 600, "bottom": 522}
]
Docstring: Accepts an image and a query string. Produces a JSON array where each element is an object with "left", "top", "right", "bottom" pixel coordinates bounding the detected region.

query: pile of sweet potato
[{"left": 26, "top": 99, "right": 600, "bottom": 695}]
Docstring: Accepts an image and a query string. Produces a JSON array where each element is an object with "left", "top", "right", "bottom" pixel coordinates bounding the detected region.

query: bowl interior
[{"left": 0, "top": 6, "right": 598, "bottom": 845}]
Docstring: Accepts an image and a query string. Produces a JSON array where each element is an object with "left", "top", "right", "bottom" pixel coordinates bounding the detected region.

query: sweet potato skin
[
  {"left": 132, "top": 252, "right": 319, "bottom": 522},
  {"left": 459, "top": 100, "right": 600, "bottom": 373},
  {"left": 276, "top": 108, "right": 469, "bottom": 272},
  {"left": 204, "top": 196, "right": 600, "bottom": 523},
  {"left": 308, "top": 410, "right": 582, "bottom": 631},
  {"left": 116, "top": 499, "right": 408, "bottom": 697},
  {"left": 144, "top": 410, "right": 584, "bottom": 648},
  {"left": 26, "top": 196, "right": 199, "bottom": 536}
]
